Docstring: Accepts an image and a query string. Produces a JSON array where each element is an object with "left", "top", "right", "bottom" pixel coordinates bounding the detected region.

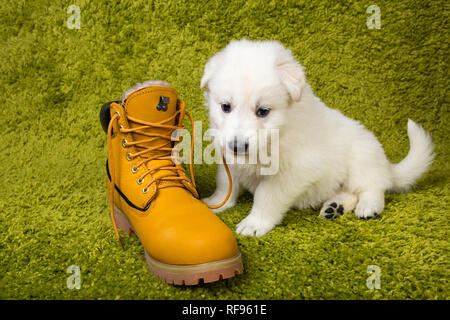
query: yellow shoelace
[{"left": 107, "top": 101, "right": 232, "bottom": 248}]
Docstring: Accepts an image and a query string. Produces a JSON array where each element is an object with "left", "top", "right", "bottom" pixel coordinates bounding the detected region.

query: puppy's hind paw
[
  {"left": 354, "top": 196, "right": 383, "bottom": 220},
  {"left": 353, "top": 191, "right": 384, "bottom": 220},
  {"left": 354, "top": 206, "right": 380, "bottom": 220},
  {"left": 319, "top": 202, "right": 344, "bottom": 220}
]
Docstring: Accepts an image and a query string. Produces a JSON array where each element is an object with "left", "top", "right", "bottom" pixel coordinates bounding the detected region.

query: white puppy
[{"left": 201, "top": 39, "right": 434, "bottom": 236}]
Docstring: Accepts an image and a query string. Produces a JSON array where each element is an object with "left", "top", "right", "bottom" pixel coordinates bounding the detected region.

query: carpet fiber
[{"left": 0, "top": 0, "right": 448, "bottom": 299}]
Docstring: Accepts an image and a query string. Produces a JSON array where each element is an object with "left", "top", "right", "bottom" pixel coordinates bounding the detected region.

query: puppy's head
[{"left": 201, "top": 40, "right": 305, "bottom": 158}]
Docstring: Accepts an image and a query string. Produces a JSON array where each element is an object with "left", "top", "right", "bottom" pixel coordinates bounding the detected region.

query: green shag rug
[{"left": 0, "top": 0, "right": 448, "bottom": 300}]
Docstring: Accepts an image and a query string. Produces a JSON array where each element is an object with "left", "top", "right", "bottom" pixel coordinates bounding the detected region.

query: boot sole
[{"left": 113, "top": 204, "right": 243, "bottom": 285}]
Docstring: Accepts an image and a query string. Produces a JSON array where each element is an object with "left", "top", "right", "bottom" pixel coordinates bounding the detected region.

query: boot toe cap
[
  {"left": 140, "top": 190, "right": 239, "bottom": 265},
  {"left": 146, "top": 217, "right": 239, "bottom": 265}
]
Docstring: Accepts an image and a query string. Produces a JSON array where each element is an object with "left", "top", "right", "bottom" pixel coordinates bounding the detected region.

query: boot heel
[{"left": 113, "top": 205, "right": 134, "bottom": 235}]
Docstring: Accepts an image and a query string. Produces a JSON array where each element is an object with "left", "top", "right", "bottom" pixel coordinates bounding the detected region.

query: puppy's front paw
[
  {"left": 236, "top": 214, "right": 275, "bottom": 237},
  {"left": 202, "top": 195, "right": 235, "bottom": 214}
]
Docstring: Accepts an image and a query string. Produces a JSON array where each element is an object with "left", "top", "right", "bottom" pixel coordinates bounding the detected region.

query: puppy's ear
[
  {"left": 276, "top": 50, "right": 305, "bottom": 102},
  {"left": 200, "top": 51, "right": 225, "bottom": 89}
]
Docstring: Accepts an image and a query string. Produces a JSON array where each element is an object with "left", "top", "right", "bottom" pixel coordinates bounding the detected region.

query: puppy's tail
[{"left": 390, "top": 119, "right": 434, "bottom": 193}]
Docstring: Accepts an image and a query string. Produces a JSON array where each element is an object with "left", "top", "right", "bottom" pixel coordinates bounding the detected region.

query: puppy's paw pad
[
  {"left": 319, "top": 202, "right": 344, "bottom": 220},
  {"left": 236, "top": 216, "right": 274, "bottom": 237}
]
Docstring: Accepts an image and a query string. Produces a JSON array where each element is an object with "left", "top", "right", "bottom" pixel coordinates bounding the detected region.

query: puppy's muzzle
[{"left": 228, "top": 138, "right": 249, "bottom": 155}]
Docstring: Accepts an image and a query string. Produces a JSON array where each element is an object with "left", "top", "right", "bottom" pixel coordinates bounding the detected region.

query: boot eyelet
[
  {"left": 122, "top": 139, "right": 128, "bottom": 148},
  {"left": 142, "top": 187, "right": 149, "bottom": 194},
  {"left": 126, "top": 152, "right": 132, "bottom": 161},
  {"left": 131, "top": 165, "right": 139, "bottom": 173},
  {"left": 137, "top": 177, "right": 144, "bottom": 185},
  {"left": 114, "top": 111, "right": 120, "bottom": 119}
]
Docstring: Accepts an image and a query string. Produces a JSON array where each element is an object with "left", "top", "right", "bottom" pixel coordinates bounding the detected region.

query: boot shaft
[{"left": 106, "top": 85, "right": 197, "bottom": 210}]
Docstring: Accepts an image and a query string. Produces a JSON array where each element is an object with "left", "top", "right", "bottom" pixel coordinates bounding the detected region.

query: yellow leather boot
[{"left": 100, "top": 83, "right": 243, "bottom": 285}]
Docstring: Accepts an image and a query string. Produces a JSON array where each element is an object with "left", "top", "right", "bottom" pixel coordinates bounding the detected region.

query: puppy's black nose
[{"left": 228, "top": 139, "right": 249, "bottom": 154}]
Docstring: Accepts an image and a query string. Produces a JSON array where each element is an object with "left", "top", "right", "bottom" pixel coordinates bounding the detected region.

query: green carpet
[{"left": 0, "top": 0, "right": 448, "bottom": 300}]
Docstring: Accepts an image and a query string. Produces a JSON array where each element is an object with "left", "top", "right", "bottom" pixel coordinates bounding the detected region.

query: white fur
[
  {"left": 121, "top": 80, "right": 171, "bottom": 101},
  {"left": 201, "top": 40, "right": 435, "bottom": 236}
]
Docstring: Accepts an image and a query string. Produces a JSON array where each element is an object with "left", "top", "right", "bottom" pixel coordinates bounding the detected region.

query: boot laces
[{"left": 107, "top": 101, "right": 232, "bottom": 248}]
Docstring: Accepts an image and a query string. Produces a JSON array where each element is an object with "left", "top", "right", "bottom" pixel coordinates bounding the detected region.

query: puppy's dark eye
[
  {"left": 256, "top": 107, "right": 270, "bottom": 117},
  {"left": 221, "top": 103, "right": 232, "bottom": 113}
]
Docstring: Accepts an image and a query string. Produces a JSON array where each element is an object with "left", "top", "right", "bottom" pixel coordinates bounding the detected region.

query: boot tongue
[
  {"left": 122, "top": 85, "right": 181, "bottom": 154},
  {"left": 123, "top": 85, "right": 179, "bottom": 124},
  {"left": 122, "top": 84, "right": 186, "bottom": 187}
]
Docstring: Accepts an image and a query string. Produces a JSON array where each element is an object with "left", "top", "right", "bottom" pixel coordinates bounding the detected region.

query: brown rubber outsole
[{"left": 113, "top": 205, "right": 243, "bottom": 285}]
